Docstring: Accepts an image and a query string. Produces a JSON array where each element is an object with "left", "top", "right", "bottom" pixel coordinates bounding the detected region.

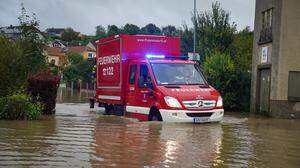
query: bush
[
  {"left": 27, "top": 71, "right": 60, "bottom": 114},
  {"left": 0, "top": 93, "right": 42, "bottom": 120},
  {"left": 203, "top": 51, "right": 237, "bottom": 110},
  {"left": 26, "top": 100, "right": 43, "bottom": 120},
  {"left": 0, "top": 36, "right": 26, "bottom": 97}
]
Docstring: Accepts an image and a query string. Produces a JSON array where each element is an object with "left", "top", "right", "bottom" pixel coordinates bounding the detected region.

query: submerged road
[{"left": 0, "top": 88, "right": 299, "bottom": 167}]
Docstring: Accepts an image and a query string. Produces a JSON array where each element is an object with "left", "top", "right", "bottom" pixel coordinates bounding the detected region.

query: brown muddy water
[{"left": 0, "top": 87, "right": 299, "bottom": 168}]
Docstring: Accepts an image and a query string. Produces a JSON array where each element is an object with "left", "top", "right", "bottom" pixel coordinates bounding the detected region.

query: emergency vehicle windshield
[{"left": 151, "top": 63, "right": 207, "bottom": 85}]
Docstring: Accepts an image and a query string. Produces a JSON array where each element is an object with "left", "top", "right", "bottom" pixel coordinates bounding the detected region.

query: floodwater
[{"left": 0, "top": 88, "right": 299, "bottom": 168}]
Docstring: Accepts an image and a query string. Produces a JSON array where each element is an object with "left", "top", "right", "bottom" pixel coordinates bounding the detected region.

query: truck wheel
[
  {"left": 104, "top": 104, "right": 114, "bottom": 115},
  {"left": 149, "top": 109, "right": 162, "bottom": 121}
]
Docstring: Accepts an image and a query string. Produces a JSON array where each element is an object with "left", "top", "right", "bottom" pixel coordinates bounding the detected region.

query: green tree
[
  {"left": 63, "top": 64, "right": 80, "bottom": 82},
  {"left": 180, "top": 24, "right": 193, "bottom": 55},
  {"left": 141, "top": 23, "right": 161, "bottom": 35},
  {"left": 61, "top": 27, "right": 79, "bottom": 42},
  {"left": 0, "top": 3, "right": 47, "bottom": 96},
  {"left": 95, "top": 25, "right": 106, "bottom": 36},
  {"left": 0, "top": 36, "right": 25, "bottom": 96},
  {"left": 63, "top": 52, "right": 93, "bottom": 83},
  {"left": 203, "top": 51, "right": 237, "bottom": 109},
  {"left": 231, "top": 27, "right": 253, "bottom": 111},
  {"left": 232, "top": 27, "right": 253, "bottom": 72},
  {"left": 194, "top": 1, "right": 236, "bottom": 60},
  {"left": 107, "top": 25, "right": 120, "bottom": 36},
  {"left": 67, "top": 52, "right": 84, "bottom": 64},
  {"left": 95, "top": 25, "right": 107, "bottom": 40},
  {"left": 18, "top": 2, "right": 46, "bottom": 74},
  {"left": 122, "top": 23, "right": 140, "bottom": 35},
  {"left": 162, "top": 25, "right": 179, "bottom": 36}
]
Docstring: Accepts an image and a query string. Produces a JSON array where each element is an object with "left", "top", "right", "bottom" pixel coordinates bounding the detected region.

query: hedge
[{"left": 27, "top": 71, "right": 60, "bottom": 114}]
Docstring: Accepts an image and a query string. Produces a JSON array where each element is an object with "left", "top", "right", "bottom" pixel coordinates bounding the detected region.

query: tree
[
  {"left": 194, "top": 2, "right": 236, "bottom": 60},
  {"left": 67, "top": 52, "right": 84, "bottom": 65},
  {"left": 232, "top": 27, "right": 253, "bottom": 72},
  {"left": 63, "top": 64, "right": 80, "bottom": 82},
  {"left": 18, "top": 2, "right": 46, "bottom": 74},
  {"left": 141, "top": 23, "right": 161, "bottom": 35},
  {"left": 202, "top": 51, "right": 237, "bottom": 109},
  {"left": 180, "top": 24, "right": 193, "bottom": 55},
  {"left": 63, "top": 52, "right": 93, "bottom": 83},
  {"left": 162, "top": 25, "right": 179, "bottom": 36},
  {"left": 107, "top": 25, "right": 120, "bottom": 36},
  {"left": 61, "top": 27, "right": 79, "bottom": 42},
  {"left": 95, "top": 25, "right": 106, "bottom": 36},
  {"left": 0, "top": 3, "right": 46, "bottom": 96},
  {"left": 0, "top": 36, "right": 25, "bottom": 96},
  {"left": 231, "top": 27, "right": 253, "bottom": 111},
  {"left": 122, "top": 23, "right": 140, "bottom": 35}
]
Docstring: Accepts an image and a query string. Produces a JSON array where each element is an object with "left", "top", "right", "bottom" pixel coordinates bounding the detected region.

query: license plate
[{"left": 193, "top": 117, "right": 210, "bottom": 123}]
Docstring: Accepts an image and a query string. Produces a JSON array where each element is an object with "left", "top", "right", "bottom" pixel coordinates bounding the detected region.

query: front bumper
[{"left": 159, "top": 109, "right": 224, "bottom": 123}]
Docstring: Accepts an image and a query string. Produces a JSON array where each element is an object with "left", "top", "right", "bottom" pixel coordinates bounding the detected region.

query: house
[
  {"left": 251, "top": 0, "right": 300, "bottom": 118},
  {"left": 0, "top": 25, "right": 44, "bottom": 40},
  {"left": 44, "top": 47, "right": 66, "bottom": 69},
  {"left": 47, "top": 39, "right": 66, "bottom": 48},
  {"left": 86, "top": 41, "right": 96, "bottom": 51},
  {"left": 67, "top": 45, "right": 96, "bottom": 60},
  {"left": 0, "top": 26, "right": 21, "bottom": 39},
  {"left": 45, "top": 28, "right": 65, "bottom": 37}
]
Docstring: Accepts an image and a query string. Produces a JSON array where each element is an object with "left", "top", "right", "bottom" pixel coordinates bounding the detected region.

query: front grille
[
  {"left": 182, "top": 100, "right": 216, "bottom": 109},
  {"left": 186, "top": 112, "right": 213, "bottom": 117}
]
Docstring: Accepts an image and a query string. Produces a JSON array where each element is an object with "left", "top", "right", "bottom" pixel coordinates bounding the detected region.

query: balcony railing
[{"left": 259, "top": 27, "right": 273, "bottom": 44}]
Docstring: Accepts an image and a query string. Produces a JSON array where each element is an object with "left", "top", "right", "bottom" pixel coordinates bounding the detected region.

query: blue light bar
[{"left": 146, "top": 54, "right": 165, "bottom": 59}]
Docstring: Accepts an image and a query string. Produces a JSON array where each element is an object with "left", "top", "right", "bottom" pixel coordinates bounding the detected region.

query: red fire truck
[{"left": 90, "top": 34, "right": 224, "bottom": 123}]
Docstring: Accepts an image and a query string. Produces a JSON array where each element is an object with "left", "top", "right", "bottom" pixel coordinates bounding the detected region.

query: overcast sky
[{"left": 0, "top": 0, "right": 255, "bottom": 35}]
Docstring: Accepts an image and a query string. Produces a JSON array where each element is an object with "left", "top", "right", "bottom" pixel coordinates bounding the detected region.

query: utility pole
[{"left": 193, "top": 0, "right": 196, "bottom": 58}]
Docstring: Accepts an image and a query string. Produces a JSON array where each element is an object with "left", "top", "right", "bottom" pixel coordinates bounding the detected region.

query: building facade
[
  {"left": 44, "top": 47, "right": 66, "bottom": 69},
  {"left": 45, "top": 28, "right": 65, "bottom": 37},
  {"left": 251, "top": 0, "right": 300, "bottom": 118},
  {"left": 0, "top": 25, "right": 44, "bottom": 40},
  {"left": 67, "top": 45, "right": 96, "bottom": 60}
]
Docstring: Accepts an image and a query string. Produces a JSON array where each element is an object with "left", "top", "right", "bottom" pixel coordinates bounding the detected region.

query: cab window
[
  {"left": 138, "top": 64, "right": 153, "bottom": 88},
  {"left": 129, "top": 64, "right": 137, "bottom": 84}
]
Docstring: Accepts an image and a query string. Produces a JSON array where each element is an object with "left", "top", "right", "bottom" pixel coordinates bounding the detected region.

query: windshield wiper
[
  {"left": 164, "top": 85, "right": 181, "bottom": 88},
  {"left": 198, "top": 84, "right": 210, "bottom": 88}
]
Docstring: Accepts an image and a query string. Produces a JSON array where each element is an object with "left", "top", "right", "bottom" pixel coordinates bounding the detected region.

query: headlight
[
  {"left": 164, "top": 96, "right": 182, "bottom": 108},
  {"left": 216, "top": 96, "right": 223, "bottom": 107}
]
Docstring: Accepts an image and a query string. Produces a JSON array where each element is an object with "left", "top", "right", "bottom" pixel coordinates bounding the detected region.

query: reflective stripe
[
  {"left": 98, "top": 95, "right": 121, "bottom": 100},
  {"left": 97, "top": 86, "right": 121, "bottom": 89},
  {"left": 126, "top": 106, "right": 150, "bottom": 115}
]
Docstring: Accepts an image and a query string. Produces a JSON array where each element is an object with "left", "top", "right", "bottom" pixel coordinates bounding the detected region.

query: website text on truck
[{"left": 90, "top": 34, "right": 224, "bottom": 123}]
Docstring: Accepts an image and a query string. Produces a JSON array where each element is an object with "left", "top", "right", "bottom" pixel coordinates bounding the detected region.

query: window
[
  {"left": 259, "top": 8, "right": 273, "bottom": 44},
  {"left": 288, "top": 71, "right": 300, "bottom": 101},
  {"left": 88, "top": 52, "right": 93, "bottom": 59},
  {"left": 151, "top": 63, "right": 206, "bottom": 85},
  {"left": 138, "top": 64, "right": 152, "bottom": 88},
  {"left": 262, "top": 8, "right": 273, "bottom": 30},
  {"left": 129, "top": 65, "right": 137, "bottom": 84},
  {"left": 139, "top": 64, "right": 149, "bottom": 81}
]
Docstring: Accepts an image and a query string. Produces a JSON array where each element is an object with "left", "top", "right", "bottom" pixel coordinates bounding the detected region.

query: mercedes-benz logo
[{"left": 197, "top": 100, "right": 203, "bottom": 107}]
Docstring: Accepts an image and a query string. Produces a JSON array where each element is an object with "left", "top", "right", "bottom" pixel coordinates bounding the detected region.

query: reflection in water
[
  {"left": 0, "top": 88, "right": 299, "bottom": 167},
  {"left": 57, "top": 87, "right": 95, "bottom": 103},
  {"left": 92, "top": 120, "right": 223, "bottom": 167}
]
